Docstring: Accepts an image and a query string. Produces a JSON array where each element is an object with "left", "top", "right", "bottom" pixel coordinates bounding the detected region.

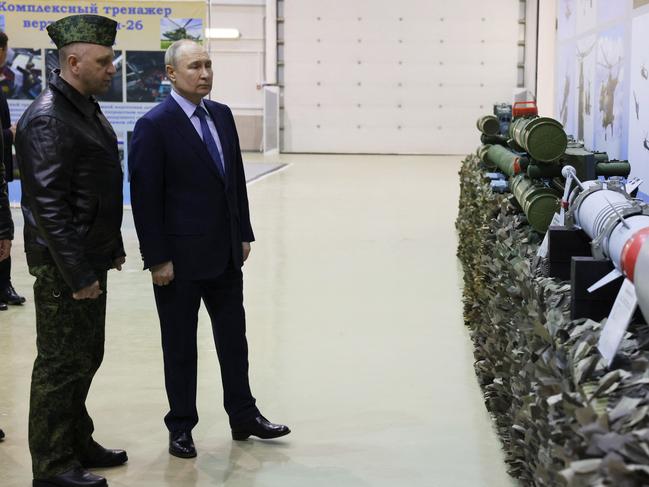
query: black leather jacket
[
  {"left": 0, "top": 156, "right": 11, "bottom": 241},
  {"left": 0, "top": 87, "right": 14, "bottom": 241},
  {"left": 16, "top": 70, "right": 124, "bottom": 291}
]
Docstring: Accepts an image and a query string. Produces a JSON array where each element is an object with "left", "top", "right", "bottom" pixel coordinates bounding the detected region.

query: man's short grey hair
[
  {"left": 58, "top": 43, "right": 88, "bottom": 68},
  {"left": 165, "top": 39, "right": 197, "bottom": 67}
]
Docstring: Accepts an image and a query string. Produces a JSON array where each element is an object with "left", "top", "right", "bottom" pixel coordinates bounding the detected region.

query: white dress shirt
[{"left": 170, "top": 89, "right": 225, "bottom": 167}]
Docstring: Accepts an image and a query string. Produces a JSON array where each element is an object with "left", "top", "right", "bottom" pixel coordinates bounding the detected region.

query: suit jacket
[
  {"left": 129, "top": 94, "right": 254, "bottom": 280},
  {"left": 0, "top": 88, "right": 13, "bottom": 181}
]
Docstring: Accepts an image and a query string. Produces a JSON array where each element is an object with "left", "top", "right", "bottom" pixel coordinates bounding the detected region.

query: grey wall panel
[
  {"left": 282, "top": 0, "right": 520, "bottom": 154},
  {"left": 234, "top": 114, "right": 263, "bottom": 151},
  {"left": 208, "top": 4, "right": 265, "bottom": 150}
]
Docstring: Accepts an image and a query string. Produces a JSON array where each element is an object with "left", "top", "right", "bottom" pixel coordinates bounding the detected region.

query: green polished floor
[{"left": 0, "top": 155, "right": 516, "bottom": 486}]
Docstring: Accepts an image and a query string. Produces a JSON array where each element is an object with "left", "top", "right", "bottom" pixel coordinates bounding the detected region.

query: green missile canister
[
  {"left": 510, "top": 174, "right": 561, "bottom": 233},
  {"left": 596, "top": 161, "right": 631, "bottom": 177},
  {"left": 476, "top": 115, "right": 500, "bottom": 136},
  {"left": 480, "top": 133, "right": 509, "bottom": 147},
  {"left": 477, "top": 144, "right": 492, "bottom": 165},
  {"left": 509, "top": 116, "right": 568, "bottom": 162},
  {"left": 526, "top": 164, "right": 563, "bottom": 179},
  {"left": 485, "top": 144, "right": 527, "bottom": 177}
]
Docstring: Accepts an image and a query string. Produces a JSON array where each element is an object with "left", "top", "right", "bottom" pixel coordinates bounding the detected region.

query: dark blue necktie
[{"left": 194, "top": 106, "right": 225, "bottom": 179}]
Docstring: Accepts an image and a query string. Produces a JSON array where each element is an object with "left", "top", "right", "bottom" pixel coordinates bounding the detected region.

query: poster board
[{"left": 2, "top": 0, "right": 207, "bottom": 204}]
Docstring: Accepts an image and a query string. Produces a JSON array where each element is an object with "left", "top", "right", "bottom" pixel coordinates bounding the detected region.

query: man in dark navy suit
[{"left": 129, "top": 39, "right": 289, "bottom": 458}]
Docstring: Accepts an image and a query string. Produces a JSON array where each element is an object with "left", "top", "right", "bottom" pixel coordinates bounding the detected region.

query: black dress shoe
[
  {"left": 80, "top": 441, "right": 128, "bottom": 468},
  {"left": 0, "top": 284, "right": 25, "bottom": 305},
  {"left": 169, "top": 431, "right": 196, "bottom": 458},
  {"left": 0, "top": 301, "right": 7, "bottom": 311},
  {"left": 0, "top": 428, "right": 4, "bottom": 440},
  {"left": 33, "top": 466, "right": 107, "bottom": 487},
  {"left": 231, "top": 415, "right": 291, "bottom": 441}
]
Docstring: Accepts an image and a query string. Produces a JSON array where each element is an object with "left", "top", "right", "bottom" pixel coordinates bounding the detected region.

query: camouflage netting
[{"left": 457, "top": 154, "right": 649, "bottom": 487}]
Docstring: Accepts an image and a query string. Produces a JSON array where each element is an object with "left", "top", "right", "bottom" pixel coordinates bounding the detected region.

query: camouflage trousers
[{"left": 28, "top": 264, "right": 107, "bottom": 479}]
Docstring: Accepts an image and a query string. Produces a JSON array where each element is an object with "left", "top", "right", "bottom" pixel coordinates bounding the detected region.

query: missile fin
[
  {"left": 626, "top": 177, "right": 643, "bottom": 194},
  {"left": 603, "top": 194, "right": 631, "bottom": 229},
  {"left": 587, "top": 268, "right": 623, "bottom": 293}
]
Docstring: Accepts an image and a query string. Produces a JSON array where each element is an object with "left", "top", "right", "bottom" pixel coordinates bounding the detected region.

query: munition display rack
[
  {"left": 475, "top": 102, "right": 630, "bottom": 234},
  {"left": 458, "top": 102, "right": 649, "bottom": 486}
]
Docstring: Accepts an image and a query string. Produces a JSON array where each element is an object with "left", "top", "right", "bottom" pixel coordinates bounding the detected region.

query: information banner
[{"left": 2, "top": 0, "right": 206, "bottom": 204}]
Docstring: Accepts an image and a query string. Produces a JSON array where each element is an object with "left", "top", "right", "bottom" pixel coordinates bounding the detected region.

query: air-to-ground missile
[
  {"left": 628, "top": 236, "right": 649, "bottom": 323},
  {"left": 566, "top": 177, "right": 649, "bottom": 273},
  {"left": 556, "top": 168, "right": 649, "bottom": 353}
]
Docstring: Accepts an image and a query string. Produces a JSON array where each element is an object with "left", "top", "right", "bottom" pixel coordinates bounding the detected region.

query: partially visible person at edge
[
  {"left": 129, "top": 39, "right": 290, "bottom": 460},
  {"left": 0, "top": 112, "right": 12, "bottom": 442},
  {"left": 0, "top": 31, "right": 25, "bottom": 310},
  {"left": 15, "top": 14, "right": 127, "bottom": 487}
]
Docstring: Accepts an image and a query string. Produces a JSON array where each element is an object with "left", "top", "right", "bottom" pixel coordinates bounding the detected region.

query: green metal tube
[
  {"left": 486, "top": 145, "right": 525, "bottom": 177},
  {"left": 477, "top": 144, "right": 492, "bottom": 165},
  {"left": 596, "top": 162, "right": 631, "bottom": 177},
  {"left": 526, "top": 164, "right": 563, "bottom": 179},
  {"left": 510, "top": 175, "right": 561, "bottom": 233},
  {"left": 594, "top": 153, "right": 610, "bottom": 164},
  {"left": 509, "top": 116, "right": 568, "bottom": 162},
  {"left": 480, "top": 133, "right": 509, "bottom": 147},
  {"left": 476, "top": 115, "right": 500, "bottom": 136}
]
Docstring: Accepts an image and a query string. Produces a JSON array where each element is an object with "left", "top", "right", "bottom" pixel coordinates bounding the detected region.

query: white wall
[
  {"left": 208, "top": 1, "right": 266, "bottom": 150},
  {"left": 537, "top": 0, "right": 557, "bottom": 117},
  {"left": 281, "top": 0, "right": 520, "bottom": 154}
]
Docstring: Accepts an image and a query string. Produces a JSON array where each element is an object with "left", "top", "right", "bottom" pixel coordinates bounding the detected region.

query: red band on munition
[
  {"left": 621, "top": 227, "right": 649, "bottom": 282},
  {"left": 513, "top": 158, "right": 521, "bottom": 175}
]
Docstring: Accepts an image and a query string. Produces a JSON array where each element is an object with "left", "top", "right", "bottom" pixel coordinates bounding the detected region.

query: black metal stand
[
  {"left": 547, "top": 226, "right": 591, "bottom": 281},
  {"left": 570, "top": 257, "right": 622, "bottom": 321}
]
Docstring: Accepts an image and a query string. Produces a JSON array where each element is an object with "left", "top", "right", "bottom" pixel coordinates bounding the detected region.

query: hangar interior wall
[
  {"left": 280, "top": 0, "right": 520, "bottom": 154},
  {"left": 208, "top": 0, "right": 266, "bottom": 151}
]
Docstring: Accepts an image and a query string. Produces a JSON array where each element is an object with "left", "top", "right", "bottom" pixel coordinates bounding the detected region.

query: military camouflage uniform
[
  {"left": 15, "top": 14, "right": 122, "bottom": 479},
  {"left": 29, "top": 265, "right": 108, "bottom": 476}
]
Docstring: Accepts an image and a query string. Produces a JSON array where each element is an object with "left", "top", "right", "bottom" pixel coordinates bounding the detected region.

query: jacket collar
[
  {"left": 49, "top": 69, "right": 98, "bottom": 119},
  {"left": 163, "top": 95, "right": 228, "bottom": 186}
]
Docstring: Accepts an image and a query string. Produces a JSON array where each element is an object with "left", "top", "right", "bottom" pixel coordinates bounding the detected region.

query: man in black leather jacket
[{"left": 15, "top": 15, "right": 127, "bottom": 487}]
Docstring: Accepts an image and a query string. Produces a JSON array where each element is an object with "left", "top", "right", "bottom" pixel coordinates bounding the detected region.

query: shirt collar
[
  {"left": 170, "top": 89, "right": 207, "bottom": 119},
  {"left": 49, "top": 69, "right": 98, "bottom": 119}
]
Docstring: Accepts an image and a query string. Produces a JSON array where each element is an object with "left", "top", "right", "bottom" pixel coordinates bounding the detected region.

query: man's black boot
[
  {"left": 33, "top": 466, "right": 107, "bottom": 487},
  {"left": 0, "top": 283, "right": 25, "bottom": 305}
]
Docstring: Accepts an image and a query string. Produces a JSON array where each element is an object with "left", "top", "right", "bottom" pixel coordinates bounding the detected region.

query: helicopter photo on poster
[{"left": 160, "top": 18, "right": 203, "bottom": 49}]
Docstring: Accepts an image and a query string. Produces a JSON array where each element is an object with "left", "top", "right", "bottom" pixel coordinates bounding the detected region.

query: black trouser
[
  {"left": 153, "top": 264, "right": 259, "bottom": 433},
  {"left": 0, "top": 255, "right": 10, "bottom": 288}
]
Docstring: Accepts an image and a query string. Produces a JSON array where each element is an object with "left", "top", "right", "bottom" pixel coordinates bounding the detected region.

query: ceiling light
[{"left": 206, "top": 28, "right": 240, "bottom": 39}]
